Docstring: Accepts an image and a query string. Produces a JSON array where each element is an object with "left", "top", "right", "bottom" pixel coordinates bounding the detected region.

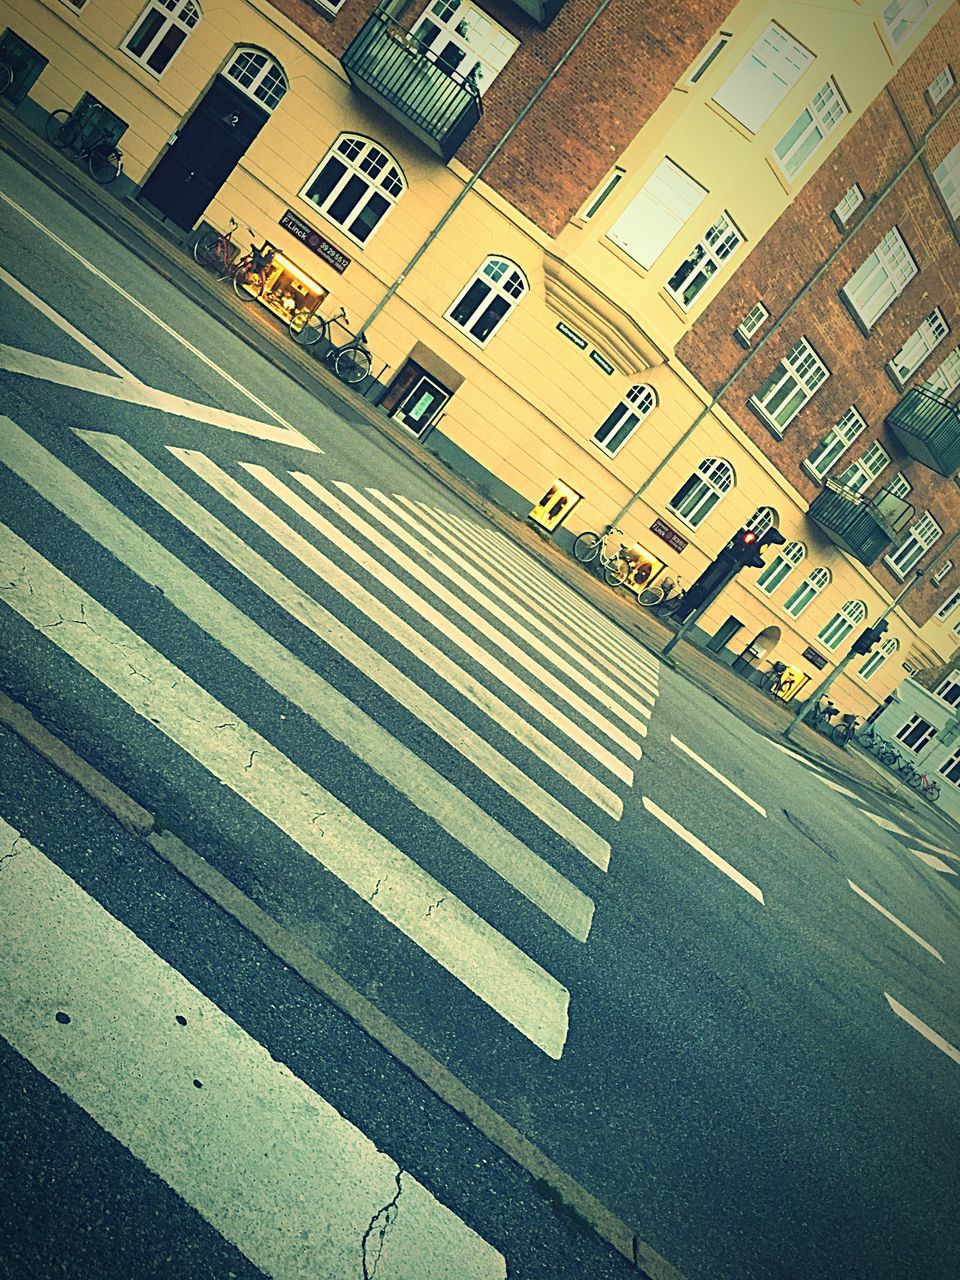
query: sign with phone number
[{"left": 278, "top": 209, "right": 351, "bottom": 274}]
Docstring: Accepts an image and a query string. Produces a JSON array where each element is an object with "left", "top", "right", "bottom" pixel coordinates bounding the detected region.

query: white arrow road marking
[
  {"left": 0, "top": 526, "right": 569, "bottom": 1057},
  {"left": 848, "top": 882, "right": 944, "bottom": 962},
  {"left": 0, "top": 821, "right": 507, "bottom": 1279},
  {"left": 641, "top": 798, "right": 765, "bottom": 904},
  {"left": 909, "top": 850, "right": 957, "bottom": 875},
  {"left": 885, "top": 995, "right": 960, "bottom": 1067}
]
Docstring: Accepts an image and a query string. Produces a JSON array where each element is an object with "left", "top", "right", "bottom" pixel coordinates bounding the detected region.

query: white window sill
[
  {"left": 748, "top": 399, "right": 785, "bottom": 438},
  {"left": 883, "top": 557, "right": 911, "bottom": 578},
  {"left": 801, "top": 460, "right": 827, "bottom": 482}
]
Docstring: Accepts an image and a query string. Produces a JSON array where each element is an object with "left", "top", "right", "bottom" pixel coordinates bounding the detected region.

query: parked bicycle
[
  {"left": 230, "top": 234, "right": 278, "bottom": 303},
  {"left": 0, "top": 55, "right": 14, "bottom": 99},
  {"left": 759, "top": 660, "right": 789, "bottom": 698},
  {"left": 45, "top": 103, "right": 123, "bottom": 184},
  {"left": 809, "top": 696, "right": 840, "bottom": 734},
  {"left": 572, "top": 526, "right": 632, "bottom": 587},
  {"left": 904, "top": 769, "right": 941, "bottom": 801},
  {"left": 830, "top": 712, "right": 861, "bottom": 748},
  {"left": 290, "top": 303, "right": 373, "bottom": 384},
  {"left": 193, "top": 217, "right": 243, "bottom": 274},
  {"left": 637, "top": 575, "right": 685, "bottom": 613}
]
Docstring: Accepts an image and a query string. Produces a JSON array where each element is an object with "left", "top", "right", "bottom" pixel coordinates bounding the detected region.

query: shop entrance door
[
  {"left": 139, "top": 77, "right": 267, "bottom": 230},
  {"left": 391, "top": 375, "right": 449, "bottom": 437}
]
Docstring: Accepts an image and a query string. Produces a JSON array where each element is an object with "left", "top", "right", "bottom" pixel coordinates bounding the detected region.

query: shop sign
[
  {"left": 650, "top": 517, "right": 688, "bottom": 553},
  {"left": 556, "top": 322, "right": 587, "bottom": 349},
  {"left": 589, "top": 350, "right": 615, "bottom": 375},
  {"left": 802, "top": 646, "right": 828, "bottom": 670},
  {"left": 278, "top": 209, "right": 351, "bottom": 274}
]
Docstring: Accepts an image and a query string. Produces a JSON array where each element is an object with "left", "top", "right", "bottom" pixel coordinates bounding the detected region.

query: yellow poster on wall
[{"left": 529, "top": 481, "right": 582, "bottom": 532}]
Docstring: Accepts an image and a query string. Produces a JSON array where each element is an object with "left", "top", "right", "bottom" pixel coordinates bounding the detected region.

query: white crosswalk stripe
[
  {"left": 0, "top": 820, "right": 507, "bottom": 1279},
  {"left": 0, "top": 418, "right": 659, "bottom": 1058}
]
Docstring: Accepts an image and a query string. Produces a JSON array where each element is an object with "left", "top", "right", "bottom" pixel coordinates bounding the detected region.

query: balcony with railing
[
  {"left": 886, "top": 387, "right": 960, "bottom": 478},
  {"left": 806, "top": 479, "right": 913, "bottom": 566},
  {"left": 510, "top": 0, "right": 568, "bottom": 26},
  {"left": 341, "top": 10, "right": 483, "bottom": 161}
]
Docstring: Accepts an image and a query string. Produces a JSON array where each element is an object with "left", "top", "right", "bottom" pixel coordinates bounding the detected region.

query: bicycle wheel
[
  {"left": 922, "top": 781, "right": 941, "bottom": 801},
  {"left": 878, "top": 747, "right": 900, "bottom": 767},
  {"left": 88, "top": 145, "right": 121, "bottom": 185},
  {"left": 897, "top": 759, "right": 919, "bottom": 780},
  {"left": 232, "top": 263, "right": 264, "bottom": 301},
  {"left": 604, "top": 557, "right": 630, "bottom": 587},
  {"left": 573, "top": 531, "right": 602, "bottom": 564},
  {"left": 45, "top": 109, "right": 77, "bottom": 149},
  {"left": 334, "top": 343, "right": 372, "bottom": 384},
  {"left": 292, "top": 313, "right": 328, "bottom": 348},
  {"left": 830, "top": 724, "right": 851, "bottom": 747},
  {"left": 637, "top": 586, "right": 664, "bottom": 608},
  {"left": 0, "top": 61, "right": 13, "bottom": 97},
  {"left": 193, "top": 231, "right": 222, "bottom": 268}
]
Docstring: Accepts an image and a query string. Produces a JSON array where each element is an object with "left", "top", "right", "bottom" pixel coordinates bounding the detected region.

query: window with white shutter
[
  {"left": 607, "top": 159, "right": 707, "bottom": 270},
  {"left": 841, "top": 228, "right": 916, "bottom": 329},
  {"left": 888, "top": 310, "right": 949, "bottom": 385},
  {"left": 934, "top": 142, "right": 960, "bottom": 219},
  {"left": 712, "top": 23, "right": 813, "bottom": 132}
]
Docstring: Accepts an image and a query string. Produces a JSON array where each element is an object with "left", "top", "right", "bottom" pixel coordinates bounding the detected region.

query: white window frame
[
  {"left": 935, "top": 669, "right": 960, "bottom": 707},
  {"left": 607, "top": 158, "right": 707, "bottom": 271},
  {"left": 923, "top": 346, "right": 960, "bottom": 395},
  {"left": 684, "top": 31, "right": 733, "bottom": 86},
  {"left": 712, "top": 23, "right": 814, "bottom": 133},
  {"left": 859, "top": 637, "right": 898, "bottom": 681},
  {"left": 224, "top": 48, "right": 288, "bottom": 112},
  {"left": 745, "top": 506, "right": 778, "bottom": 537},
  {"left": 939, "top": 744, "right": 960, "bottom": 785},
  {"left": 736, "top": 302, "right": 769, "bottom": 344},
  {"left": 833, "top": 185, "right": 864, "bottom": 225},
  {"left": 928, "top": 66, "right": 955, "bottom": 106},
  {"left": 749, "top": 337, "right": 830, "bottom": 435},
  {"left": 665, "top": 212, "right": 744, "bottom": 309},
  {"left": 888, "top": 309, "right": 949, "bottom": 385},
  {"left": 885, "top": 510, "right": 943, "bottom": 578},
  {"left": 934, "top": 142, "right": 960, "bottom": 219},
  {"left": 931, "top": 559, "right": 953, "bottom": 586},
  {"left": 445, "top": 255, "right": 527, "bottom": 348},
  {"left": 936, "top": 587, "right": 960, "bottom": 620},
  {"left": 834, "top": 440, "right": 889, "bottom": 494},
  {"left": 412, "top": 1, "right": 518, "bottom": 96},
  {"left": 818, "top": 599, "right": 867, "bottom": 650},
  {"left": 783, "top": 565, "right": 830, "bottom": 618},
  {"left": 885, "top": 472, "right": 912, "bottom": 499},
  {"left": 592, "top": 384, "right": 657, "bottom": 457},
  {"left": 121, "top": 0, "right": 200, "bottom": 76},
  {"left": 666, "top": 457, "right": 735, "bottom": 529},
  {"left": 803, "top": 407, "right": 866, "bottom": 480},
  {"left": 580, "top": 167, "right": 624, "bottom": 221},
  {"left": 300, "top": 135, "right": 405, "bottom": 247},
  {"left": 773, "top": 79, "right": 848, "bottom": 181},
  {"left": 841, "top": 227, "right": 917, "bottom": 330},
  {"left": 896, "top": 713, "right": 936, "bottom": 753},
  {"left": 757, "top": 540, "right": 805, "bottom": 595},
  {"left": 883, "top": 0, "right": 934, "bottom": 50}
]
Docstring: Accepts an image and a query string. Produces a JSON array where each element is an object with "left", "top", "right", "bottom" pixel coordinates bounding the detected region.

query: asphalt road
[{"left": 1, "top": 146, "right": 959, "bottom": 1280}]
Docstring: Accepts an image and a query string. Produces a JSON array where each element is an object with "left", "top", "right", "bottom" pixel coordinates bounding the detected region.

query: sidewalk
[{"left": 0, "top": 106, "right": 947, "bottom": 827}]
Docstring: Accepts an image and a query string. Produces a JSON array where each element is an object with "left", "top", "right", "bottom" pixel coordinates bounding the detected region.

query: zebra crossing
[{"left": 0, "top": 415, "right": 662, "bottom": 1061}]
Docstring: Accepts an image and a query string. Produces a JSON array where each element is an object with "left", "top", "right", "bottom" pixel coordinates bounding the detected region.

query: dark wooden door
[{"left": 138, "top": 77, "right": 267, "bottom": 230}]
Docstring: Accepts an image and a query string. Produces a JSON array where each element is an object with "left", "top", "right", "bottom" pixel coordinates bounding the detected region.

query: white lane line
[
  {"left": 909, "top": 850, "right": 957, "bottom": 875},
  {"left": 388, "top": 494, "right": 660, "bottom": 704},
  {"left": 344, "top": 484, "right": 655, "bottom": 725},
  {"left": 79, "top": 435, "right": 618, "bottom": 857},
  {"left": 817, "top": 777, "right": 861, "bottom": 799},
  {"left": 0, "top": 823, "right": 507, "bottom": 1280},
  {"left": 0, "top": 345, "right": 321, "bottom": 452},
  {"left": 0, "top": 527, "right": 569, "bottom": 1057},
  {"left": 769, "top": 741, "right": 828, "bottom": 771},
  {"left": 0, "top": 188, "right": 313, "bottom": 438},
  {"left": 293, "top": 475, "right": 646, "bottom": 758},
  {"left": 885, "top": 995, "right": 960, "bottom": 1067},
  {"left": 222, "top": 458, "right": 634, "bottom": 785},
  {"left": 440, "top": 508, "right": 660, "bottom": 679},
  {"left": 669, "top": 736, "right": 767, "bottom": 817},
  {"left": 641, "top": 797, "right": 765, "bottom": 904},
  {"left": 848, "top": 882, "right": 944, "bottom": 962},
  {"left": 8, "top": 424, "right": 595, "bottom": 939},
  {"left": 0, "top": 265, "right": 137, "bottom": 381}
]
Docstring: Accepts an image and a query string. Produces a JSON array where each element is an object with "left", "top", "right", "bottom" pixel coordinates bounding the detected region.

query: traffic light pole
[
  {"left": 783, "top": 567, "right": 924, "bottom": 741},
  {"left": 661, "top": 563, "right": 737, "bottom": 660}
]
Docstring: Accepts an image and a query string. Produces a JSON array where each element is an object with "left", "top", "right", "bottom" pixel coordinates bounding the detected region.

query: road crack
[{"left": 361, "top": 1169, "right": 403, "bottom": 1279}]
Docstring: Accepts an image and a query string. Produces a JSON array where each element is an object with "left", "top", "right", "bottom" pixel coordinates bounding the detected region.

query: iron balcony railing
[
  {"left": 806, "top": 479, "right": 913, "bottom": 566},
  {"left": 341, "top": 10, "right": 482, "bottom": 161},
  {"left": 886, "top": 386, "right": 960, "bottom": 478}
]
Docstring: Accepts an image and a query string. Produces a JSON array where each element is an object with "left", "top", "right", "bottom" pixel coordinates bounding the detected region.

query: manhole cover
[{"left": 783, "top": 809, "right": 839, "bottom": 861}]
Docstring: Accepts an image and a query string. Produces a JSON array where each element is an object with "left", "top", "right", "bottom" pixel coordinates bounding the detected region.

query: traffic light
[
  {"left": 850, "top": 618, "right": 889, "bottom": 656},
  {"left": 727, "top": 526, "right": 787, "bottom": 569}
]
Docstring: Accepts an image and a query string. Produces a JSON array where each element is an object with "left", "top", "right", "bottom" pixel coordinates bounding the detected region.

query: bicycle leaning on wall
[
  {"left": 45, "top": 102, "right": 123, "bottom": 185},
  {"left": 572, "top": 526, "right": 633, "bottom": 587}
]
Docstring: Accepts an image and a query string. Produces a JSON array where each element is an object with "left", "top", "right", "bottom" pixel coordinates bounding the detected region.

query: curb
[{"left": 0, "top": 689, "right": 685, "bottom": 1280}]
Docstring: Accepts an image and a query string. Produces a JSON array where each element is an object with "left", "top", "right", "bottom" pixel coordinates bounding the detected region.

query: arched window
[
  {"left": 859, "top": 637, "right": 898, "bottom": 681},
  {"left": 667, "top": 458, "right": 734, "bottom": 529},
  {"left": 757, "top": 540, "right": 805, "bottom": 595},
  {"left": 123, "top": 0, "right": 200, "bottom": 76},
  {"left": 593, "top": 384, "right": 657, "bottom": 456},
  {"left": 745, "top": 506, "right": 778, "bottom": 538},
  {"left": 301, "top": 136, "right": 405, "bottom": 245},
  {"left": 224, "top": 48, "right": 288, "bottom": 111},
  {"left": 783, "top": 566, "right": 830, "bottom": 618},
  {"left": 446, "top": 256, "right": 527, "bottom": 347},
  {"left": 818, "top": 599, "right": 867, "bottom": 650}
]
